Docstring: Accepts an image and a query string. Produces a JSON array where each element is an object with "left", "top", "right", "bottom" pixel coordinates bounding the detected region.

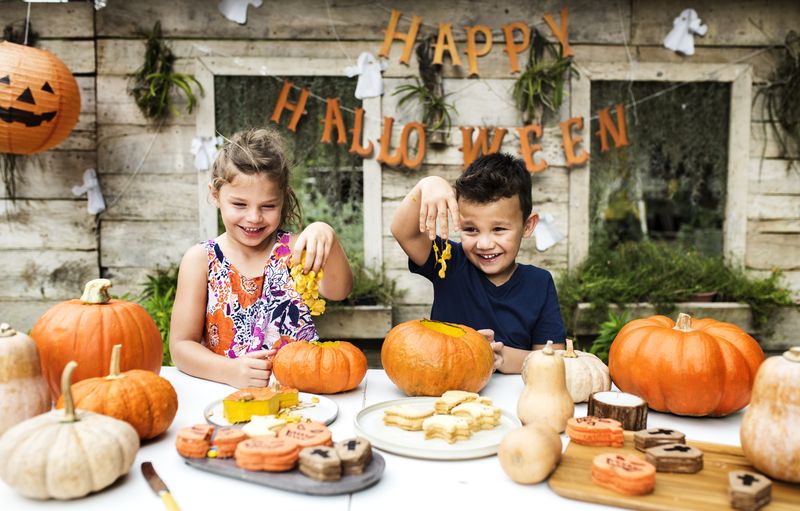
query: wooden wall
[{"left": 2, "top": 0, "right": 798, "bottom": 332}]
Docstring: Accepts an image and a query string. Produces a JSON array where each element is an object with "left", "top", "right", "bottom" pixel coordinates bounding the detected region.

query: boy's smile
[{"left": 458, "top": 195, "right": 538, "bottom": 286}]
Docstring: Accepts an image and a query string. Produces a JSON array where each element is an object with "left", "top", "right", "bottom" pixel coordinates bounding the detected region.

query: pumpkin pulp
[{"left": 419, "top": 319, "right": 465, "bottom": 337}]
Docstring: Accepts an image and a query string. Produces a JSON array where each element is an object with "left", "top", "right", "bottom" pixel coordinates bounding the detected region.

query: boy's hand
[
  {"left": 293, "top": 222, "right": 336, "bottom": 273},
  {"left": 418, "top": 176, "right": 460, "bottom": 240},
  {"left": 478, "top": 329, "right": 504, "bottom": 372},
  {"left": 228, "top": 349, "right": 276, "bottom": 388}
]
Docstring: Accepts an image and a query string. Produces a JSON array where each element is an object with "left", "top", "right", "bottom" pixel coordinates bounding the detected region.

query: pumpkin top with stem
[
  {"left": 562, "top": 339, "right": 578, "bottom": 358},
  {"left": 0, "top": 323, "right": 15, "bottom": 337},
  {"left": 673, "top": 312, "right": 694, "bottom": 332},
  {"left": 59, "top": 361, "right": 79, "bottom": 423},
  {"left": 784, "top": 346, "right": 800, "bottom": 363},
  {"left": 80, "top": 278, "right": 112, "bottom": 304}
]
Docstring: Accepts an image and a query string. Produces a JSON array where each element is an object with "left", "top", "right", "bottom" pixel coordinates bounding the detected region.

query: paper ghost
[
  {"left": 663, "top": 8, "right": 708, "bottom": 56},
  {"left": 71, "top": 168, "right": 106, "bottom": 215},
  {"left": 218, "top": 0, "right": 263, "bottom": 25},
  {"left": 533, "top": 213, "right": 564, "bottom": 251},
  {"left": 191, "top": 136, "right": 223, "bottom": 171},
  {"left": 345, "top": 52, "right": 389, "bottom": 100}
]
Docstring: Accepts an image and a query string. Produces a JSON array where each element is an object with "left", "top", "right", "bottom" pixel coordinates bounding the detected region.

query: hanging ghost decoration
[
  {"left": 71, "top": 168, "right": 106, "bottom": 215},
  {"left": 533, "top": 213, "right": 564, "bottom": 251},
  {"left": 345, "top": 52, "right": 388, "bottom": 100},
  {"left": 663, "top": 9, "right": 708, "bottom": 56},
  {"left": 191, "top": 135, "right": 223, "bottom": 171},
  {"left": 218, "top": 0, "right": 263, "bottom": 25}
]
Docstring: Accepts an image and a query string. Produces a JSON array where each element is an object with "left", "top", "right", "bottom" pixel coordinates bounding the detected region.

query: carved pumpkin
[
  {"left": 30, "top": 279, "right": 163, "bottom": 401},
  {"left": 740, "top": 347, "right": 800, "bottom": 482},
  {"left": 608, "top": 312, "right": 764, "bottom": 417},
  {"left": 0, "top": 41, "right": 80, "bottom": 154},
  {"left": 272, "top": 340, "right": 367, "bottom": 394},
  {"left": 0, "top": 361, "right": 139, "bottom": 500},
  {"left": 56, "top": 344, "right": 178, "bottom": 439},
  {"left": 381, "top": 319, "right": 494, "bottom": 396},
  {"left": 0, "top": 323, "right": 51, "bottom": 434}
]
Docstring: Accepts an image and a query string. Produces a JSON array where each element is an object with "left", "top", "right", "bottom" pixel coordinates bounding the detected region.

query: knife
[{"left": 141, "top": 461, "right": 180, "bottom": 511}]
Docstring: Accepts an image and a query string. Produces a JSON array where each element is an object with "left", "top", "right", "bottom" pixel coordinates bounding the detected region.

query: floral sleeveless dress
[{"left": 202, "top": 230, "right": 319, "bottom": 358}]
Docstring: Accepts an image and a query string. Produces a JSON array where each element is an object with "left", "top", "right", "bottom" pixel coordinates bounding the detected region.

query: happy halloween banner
[{"left": 269, "top": 8, "right": 630, "bottom": 172}]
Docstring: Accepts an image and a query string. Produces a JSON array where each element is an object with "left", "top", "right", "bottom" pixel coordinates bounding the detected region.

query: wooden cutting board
[{"left": 548, "top": 432, "right": 800, "bottom": 510}]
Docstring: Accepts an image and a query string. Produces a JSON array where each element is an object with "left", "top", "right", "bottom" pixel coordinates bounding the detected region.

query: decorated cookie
[
  {"left": 434, "top": 390, "right": 492, "bottom": 414},
  {"left": 645, "top": 443, "right": 703, "bottom": 473},
  {"left": 242, "top": 415, "right": 286, "bottom": 438},
  {"left": 591, "top": 452, "right": 656, "bottom": 496},
  {"left": 383, "top": 404, "right": 434, "bottom": 431},
  {"left": 213, "top": 427, "right": 247, "bottom": 458},
  {"left": 175, "top": 424, "right": 214, "bottom": 459},
  {"left": 728, "top": 471, "right": 772, "bottom": 511},
  {"left": 422, "top": 415, "right": 473, "bottom": 443},
  {"left": 234, "top": 437, "right": 300, "bottom": 472},
  {"left": 566, "top": 416, "right": 624, "bottom": 447},
  {"left": 335, "top": 437, "right": 373, "bottom": 475},
  {"left": 279, "top": 421, "right": 333, "bottom": 448},
  {"left": 634, "top": 427, "right": 686, "bottom": 452},
  {"left": 450, "top": 401, "right": 501, "bottom": 431},
  {"left": 298, "top": 446, "right": 342, "bottom": 482}
]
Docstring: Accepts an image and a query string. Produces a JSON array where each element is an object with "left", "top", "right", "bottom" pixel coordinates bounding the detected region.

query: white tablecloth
[{"left": 0, "top": 368, "right": 745, "bottom": 510}]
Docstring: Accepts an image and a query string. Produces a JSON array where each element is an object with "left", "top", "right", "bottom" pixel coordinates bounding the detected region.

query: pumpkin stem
[
  {"left": 0, "top": 323, "right": 15, "bottom": 337},
  {"left": 60, "top": 361, "right": 79, "bottom": 423},
  {"left": 784, "top": 346, "right": 800, "bottom": 363},
  {"left": 107, "top": 344, "right": 125, "bottom": 379},
  {"left": 673, "top": 312, "right": 693, "bottom": 332},
  {"left": 80, "top": 278, "right": 112, "bottom": 304},
  {"left": 542, "top": 340, "right": 555, "bottom": 355},
  {"left": 563, "top": 339, "right": 578, "bottom": 358}
]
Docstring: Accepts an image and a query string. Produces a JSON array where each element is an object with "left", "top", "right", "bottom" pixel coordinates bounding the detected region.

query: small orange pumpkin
[
  {"left": 0, "top": 41, "right": 81, "bottom": 154},
  {"left": 56, "top": 344, "right": 177, "bottom": 439},
  {"left": 272, "top": 340, "right": 367, "bottom": 394},
  {"left": 381, "top": 319, "right": 495, "bottom": 397},
  {"left": 30, "top": 279, "right": 163, "bottom": 401},
  {"left": 608, "top": 312, "right": 764, "bottom": 417}
]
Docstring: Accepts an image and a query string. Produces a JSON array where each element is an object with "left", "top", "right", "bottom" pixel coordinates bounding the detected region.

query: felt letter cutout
[
  {"left": 460, "top": 127, "right": 507, "bottom": 169},
  {"left": 517, "top": 124, "right": 547, "bottom": 172},
  {"left": 560, "top": 116, "right": 589, "bottom": 168},
  {"left": 596, "top": 103, "right": 629, "bottom": 152},
  {"left": 349, "top": 107, "right": 374, "bottom": 157},
  {"left": 542, "top": 8, "right": 574, "bottom": 58},
  {"left": 377, "top": 117, "right": 426, "bottom": 169},
  {"left": 379, "top": 9, "right": 422, "bottom": 65},
  {"left": 321, "top": 98, "right": 347, "bottom": 145},
  {"left": 502, "top": 22, "right": 530, "bottom": 74},
  {"left": 271, "top": 79, "right": 309, "bottom": 132},
  {"left": 463, "top": 25, "right": 493, "bottom": 77},
  {"left": 433, "top": 23, "right": 462, "bottom": 66}
]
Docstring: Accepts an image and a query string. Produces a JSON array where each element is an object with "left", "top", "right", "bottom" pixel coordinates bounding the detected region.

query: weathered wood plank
[
  {"left": 38, "top": 40, "right": 96, "bottom": 74},
  {"left": 96, "top": 76, "right": 197, "bottom": 127},
  {"left": 748, "top": 219, "right": 800, "bottom": 234},
  {"left": 314, "top": 306, "right": 393, "bottom": 339},
  {"left": 1, "top": 200, "right": 96, "bottom": 250},
  {"left": 97, "top": 125, "right": 196, "bottom": 175},
  {"left": 0, "top": 300, "right": 64, "bottom": 334},
  {"left": 631, "top": 0, "right": 800, "bottom": 47},
  {"left": 748, "top": 194, "right": 800, "bottom": 220},
  {"left": 636, "top": 46, "right": 781, "bottom": 84},
  {"left": 0, "top": 2, "right": 93, "bottom": 39},
  {"left": 100, "top": 173, "right": 198, "bottom": 221},
  {"left": 746, "top": 233, "right": 800, "bottom": 269},
  {"left": 96, "top": 0, "right": 629, "bottom": 44},
  {"left": 387, "top": 269, "right": 434, "bottom": 305},
  {"left": 750, "top": 122, "right": 800, "bottom": 159},
  {"left": 0, "top": 151, "right": 95, "bottom": 200},
  {"left": 73, "top": 76, "right": 97, "bottom": 134},
  {"left": 100, "top": 266, "right": 161, "bottom": 299},
  {"left": 2, "top": 249, "right": 98, "bottom": 300},
  {"left": 392, "top": 304, "right": 431, "bottom": 325},
  {"left": 100, "top": 220, "right": 197, "bottom": 268},
  {"left": 748, "top": 158, "right": 800, "bottom": 195}
]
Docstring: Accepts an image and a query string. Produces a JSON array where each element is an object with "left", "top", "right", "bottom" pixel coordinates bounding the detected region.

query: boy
[{"left": 390, "top": 153, "right": 566, "bottom": 373}]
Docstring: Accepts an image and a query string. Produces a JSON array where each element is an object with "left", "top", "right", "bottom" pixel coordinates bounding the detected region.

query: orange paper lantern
[{"left": 0, "top": 41, "right": 80, "bottom": 155}]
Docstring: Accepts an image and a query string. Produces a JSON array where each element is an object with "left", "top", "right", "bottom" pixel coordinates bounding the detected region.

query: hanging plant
[
  {"left": 129, "top": 21, "right": 203, "bottom": 122},
  {"left": 513, "top": 28, "right": 577, "bottom": 125},
  {"left": 756, "top": 30, "right": 800, "bottom": 168},
  {"left": 393, "top": 36, "right": 457, "bottom": 146}
]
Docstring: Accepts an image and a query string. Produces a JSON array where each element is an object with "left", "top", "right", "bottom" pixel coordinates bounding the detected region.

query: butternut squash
[
  {"left": 517, "top": 341, "right": 574, "bottom": 432},
  {"left": 498, "top": 422, "right": 562, "bottom": 484}
]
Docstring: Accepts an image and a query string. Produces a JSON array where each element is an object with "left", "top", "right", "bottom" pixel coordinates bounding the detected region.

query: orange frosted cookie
[
  {"left": 591, "top": 453, "right": 656, "bottom": 496},
  {"left": 278, "top": 421, "right": 333, "bottom": 448},
  {"left": 235, "top": 437, "right": 300, "bottom": 472},
  {"left": 567, "top": 416, "right": 624, "bottom": 447},
  {"left": 213, "top": 427, "right": 247, "bottom": 458},
  {"left": 175, "top": 424, "right": 214, "bottom": 458}
]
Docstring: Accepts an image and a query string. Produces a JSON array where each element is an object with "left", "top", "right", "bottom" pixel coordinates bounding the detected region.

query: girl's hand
[
  {"left": 418, "top": 176, "right": 460, "bottom": 240},
  {"left": 293, "top": 222, "right": 336, "bottom": 273},
  {"left": 228, "top": 349, "right": 276, "bottom": 388}
]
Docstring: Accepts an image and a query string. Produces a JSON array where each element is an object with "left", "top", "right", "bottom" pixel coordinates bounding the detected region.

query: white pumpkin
[
  {"left": 740, "top": 346, "right": 800, "bottom": 483},
  {"left": 0, "top": 323, "right": 51, "bottom": 435},
  {"left": 557, "top": 339, "right": 611, "bottom": 403},
  {"left": 0, "top": 361, "right": 139, "bottom": 499}
]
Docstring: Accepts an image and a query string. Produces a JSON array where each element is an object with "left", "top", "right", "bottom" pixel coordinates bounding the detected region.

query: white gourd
[
  {"left": 0, "top": 361, "right": 139, "bottom": 499},
  {"left": 554, "top": 339, "right": 611, "bottom": 403},
  {"left": 517, "top": 341, "right": 575, "bottom": 433},
  {"left": 0, "top": 323, "right": 51, "bottom": 435}
]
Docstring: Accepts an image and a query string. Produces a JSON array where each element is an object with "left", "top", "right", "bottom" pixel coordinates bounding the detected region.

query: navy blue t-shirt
[{"left": 409, "top": 237, "right": 566, "bottom": 350}]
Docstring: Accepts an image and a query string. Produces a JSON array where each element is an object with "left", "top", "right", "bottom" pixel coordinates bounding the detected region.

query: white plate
[
  {"left": 204, "top": 392, "right": 338, "bottom": 427},
  {"left": 354, "top": 397, "right": 521, "bottom": 460}
]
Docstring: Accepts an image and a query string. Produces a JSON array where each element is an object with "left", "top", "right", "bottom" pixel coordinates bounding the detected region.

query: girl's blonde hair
[{"left": 211, "top": 128, "right": 302, "bottom": 229}]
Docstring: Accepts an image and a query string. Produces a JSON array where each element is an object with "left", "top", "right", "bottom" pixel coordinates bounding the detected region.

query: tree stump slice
[{"left": 587, "top": 391, "right": 648, "bottom": 431}]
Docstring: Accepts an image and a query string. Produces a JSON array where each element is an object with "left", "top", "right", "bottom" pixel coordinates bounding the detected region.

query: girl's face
[{"left": 211, "top": 170, "right": 284, "bottom": 250}]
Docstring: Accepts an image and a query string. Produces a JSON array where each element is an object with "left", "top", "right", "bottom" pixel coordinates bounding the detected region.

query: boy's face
[{"left": 457, "top": 195, "right": 538, "bottom": 286}]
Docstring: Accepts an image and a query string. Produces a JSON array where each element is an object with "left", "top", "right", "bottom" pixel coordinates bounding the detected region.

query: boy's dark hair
[{"left": 454, "top": 153, "right": 532, "bottom": 220}]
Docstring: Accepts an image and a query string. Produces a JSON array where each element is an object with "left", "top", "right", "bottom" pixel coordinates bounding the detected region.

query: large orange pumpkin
[
  {"left": 272, "top": 340, "right": 367, "bottom": 394},
  {"left": 608, "top": 312, "right": 764, "bottom": 416},
  {"left": 56, "top": 344, "right": 178, "bottom": 439},
  {"left": 30, "top": 279, "right": 163, "bottom": 401},
  {"left": 0, "top": 41, "right": 80, "bottom": 154},
  {"left": 381, "top": 319, "right": 495, "bottom": 396}
]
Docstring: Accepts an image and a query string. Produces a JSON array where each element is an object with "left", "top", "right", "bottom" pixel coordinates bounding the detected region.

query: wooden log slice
[{"left": 587, "top": 391, "right": 648, "bottom": 431}]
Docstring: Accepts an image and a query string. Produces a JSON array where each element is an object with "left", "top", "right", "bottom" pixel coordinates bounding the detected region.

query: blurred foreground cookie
[
  {"left": 235, "top": 437, "right": 300, "bottom": 472},
  {"left": 335, "top": 437, "right": 373, "bottom": 475},
  {"left": 434, "top": 390, "right": 492, "bottom": 414},
  {"left": 175, "top": 424, "right": 214, "bottom": 458},
  {"left": 422, "top": 415, "right": 473, "bottom": 443},
  {"left": 728, "top": 471, "right": 772, "bottom": 511},
  {"left": 567, "top": 416, "right": 624, "bottom": 447},
  {"left": 645, "top": 443, "right": 703, "bottom": 473},
  {"left": 279, "top": 421, "right": 333, "bottom": 448},
  {"left": 242, "top": 415, "right": 286, "bottom": 438},
  {"left": 591, "top": 453, "right": 656, "bottom": 496},
  {"left": 213, "top": 427, "right": 247, "bottom": 458},
  {"left": 450, "top": 401, "right": 501, "bottom": 431},
  {"left": 298, "top": 446, "right": 342, "bottom": 481},
  {"left": 634, "top": 427, "right": 685, "bottom": 452},
  {"left": 383, "top": 404, "right": 434, "bottom": 431}
]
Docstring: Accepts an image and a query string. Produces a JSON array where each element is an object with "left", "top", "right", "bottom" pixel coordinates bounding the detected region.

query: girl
[{"left": 170, "top": 128, "right": 353, "bottom": 388}]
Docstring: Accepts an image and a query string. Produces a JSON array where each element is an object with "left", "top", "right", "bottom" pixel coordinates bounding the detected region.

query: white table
[{"left": 1, "top": 368, "right": 745, "bottom": 510}]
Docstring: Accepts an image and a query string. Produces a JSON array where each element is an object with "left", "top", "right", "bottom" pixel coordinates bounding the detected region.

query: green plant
[
  {"left": 129, "top": 21, "right": 203, "bottom": 121},
  {"left": 331, "top": 259, "right": 403, "bottom": 306},
  {"left": 588, "top": 310, "right": 629, "bottom": 364},
  {"left": 138, "top": 266, "right": 179, "bottom": 366},
  {"left": 513, "top": 28, "right": 576, "bottom": 124}
]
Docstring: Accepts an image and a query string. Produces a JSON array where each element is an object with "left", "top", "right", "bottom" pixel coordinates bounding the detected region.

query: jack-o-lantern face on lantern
[{"left": 0, "top": 41, "right": 80, "bottom": 155}]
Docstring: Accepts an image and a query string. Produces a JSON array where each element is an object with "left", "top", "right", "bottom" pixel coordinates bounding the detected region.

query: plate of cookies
[
  {"left": 203, "top": 385, "right": 339, "bottom": 428},
  {"left": 354, "top": 391, "right": 522, "bottom": 460}
]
